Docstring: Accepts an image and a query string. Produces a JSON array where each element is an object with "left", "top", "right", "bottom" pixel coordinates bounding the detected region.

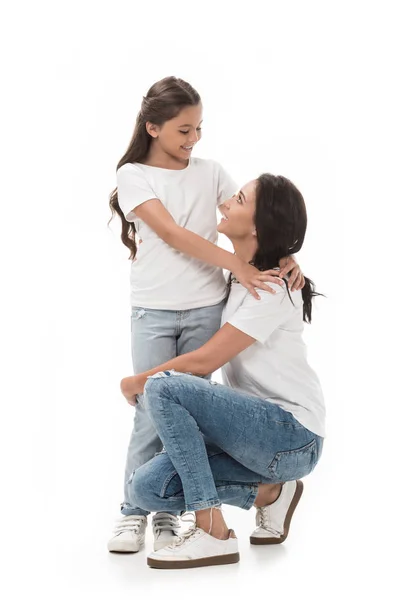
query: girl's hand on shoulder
[
  {"left": 120, "top": 376, "right": 141, "bottom": 406},
  {"left": 233, "top": 261, "right": 284, "bottom": 300},
  {"left": 278, "top": 256, "right": 305, "bottom": 291}
]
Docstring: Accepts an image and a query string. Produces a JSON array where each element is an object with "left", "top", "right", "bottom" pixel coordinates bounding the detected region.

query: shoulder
[
  {"left": 117, "top": 163, "right": 150, "bottom": 187},
  {"left": 117, "top": 163, "right": 144, "bottom": 177},
  {"left": 240, "top": 282, "right": 300, "bottom": 309}
]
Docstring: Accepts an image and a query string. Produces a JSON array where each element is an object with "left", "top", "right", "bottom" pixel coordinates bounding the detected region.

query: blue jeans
[
  {"left": 121, "top": 301, "right": 225, "bottom": 516},
  {"left": 129, "top": 372, "right": 323, "bottom": 513}
]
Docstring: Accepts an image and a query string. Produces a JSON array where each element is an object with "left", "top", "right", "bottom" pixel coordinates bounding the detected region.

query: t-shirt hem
[{"left": 130, "top": 292, "right": 227, "bottom": 311}]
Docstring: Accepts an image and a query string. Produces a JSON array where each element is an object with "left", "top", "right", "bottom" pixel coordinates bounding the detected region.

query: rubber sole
[
  {"left": 108, "top": 542, "right": 144, "bottom": 554},
  {"left": 147, "top": 552, "right": 240, "bottom": 569},
  {"left": 250, "top": 480, "right": 304, "bottom": 545}
]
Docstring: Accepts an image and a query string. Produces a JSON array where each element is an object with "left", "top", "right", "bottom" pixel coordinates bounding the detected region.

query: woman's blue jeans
[{"left": 129, "top": 372, "right": 323, "bottom": 513}]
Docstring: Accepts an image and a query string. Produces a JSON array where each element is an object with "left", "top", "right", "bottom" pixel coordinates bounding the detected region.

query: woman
[{"left": 120, "top": 174, "right": 325, "bottom": 569}]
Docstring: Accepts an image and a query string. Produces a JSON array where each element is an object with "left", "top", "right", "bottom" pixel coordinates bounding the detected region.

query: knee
[
  {"left": 129, "top": 461, "right": 159, "bottom": 511},
  {"left": 143, "top": 372, "right": 183, "bottom": 410}
]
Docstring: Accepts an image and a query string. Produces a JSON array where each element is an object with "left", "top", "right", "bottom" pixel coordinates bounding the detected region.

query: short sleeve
[
  {"left": 116, "top": 165, "right": 158, "bottom": 222},
  {"left": 228, "top": 286, "right": 294, "bottom": 344},
  {"left": 215, "top": 162, "right": 238, "bottom": 205}
]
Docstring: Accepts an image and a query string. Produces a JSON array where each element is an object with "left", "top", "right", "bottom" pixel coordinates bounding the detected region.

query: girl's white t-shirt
[
  {"left": 221, "top": 281, "right": 326, "bottom": 438},
  {"left": 117, "top": 158, "right": 237, "bottom": 310}
]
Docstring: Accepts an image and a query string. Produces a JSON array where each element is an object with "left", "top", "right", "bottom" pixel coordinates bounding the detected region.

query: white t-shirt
[
  {"left": 117, "top": 158, "right": 238, "bottom": 310},
  {"left": 221, "top": 281, "right": 326, "bottom": 437}
]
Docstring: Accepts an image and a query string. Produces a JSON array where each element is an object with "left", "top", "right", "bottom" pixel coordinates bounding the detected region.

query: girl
[
  {"left": 108, "top": 77, "right": 303, "bottom": 553},
  {"left": 121, "top": 173, "right": 325, "bottom": 569}
]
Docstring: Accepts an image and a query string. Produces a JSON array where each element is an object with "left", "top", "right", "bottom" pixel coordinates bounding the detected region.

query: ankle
[
  {"left": 254, "top": 483, "right": 282, "bottom": 508},
  {"left": 195, "top": 508, "right": 230, "bottom": 540}
]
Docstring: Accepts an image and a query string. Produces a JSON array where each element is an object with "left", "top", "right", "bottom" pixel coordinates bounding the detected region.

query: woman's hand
[
  {"left": 120, "top": 376, "right": 142, "bottom": 406},
  {"left": 232, "top": 261, "right": 284, "bottom": 300},
  {"left": 278, "top": 256, "right": 305, "bottom": 290}
]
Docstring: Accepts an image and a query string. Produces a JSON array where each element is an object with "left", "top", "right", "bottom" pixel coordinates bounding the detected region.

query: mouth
[
  {"left": 218, "top": 208, "right": 229, "bottom": 222},
  {"left": 181, "top": 145, "right": 194, "bottom": 153}
]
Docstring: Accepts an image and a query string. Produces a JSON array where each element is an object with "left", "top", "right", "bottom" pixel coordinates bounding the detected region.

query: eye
[
  {"left": 196, "top": 127, "right": 202, "bottom": 132},
  {"left": 179, "top": 130, "right": 189, "bottom": 134},
  {"left": 236, "top": 195, "right": 243, "bottom": 204}
]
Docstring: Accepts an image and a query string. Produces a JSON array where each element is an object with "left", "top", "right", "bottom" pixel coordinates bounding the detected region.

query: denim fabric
[
  {"left": 120, "top": 301, "right": 225, "bottom": 516},
  {"left": 130, "top": 372, "right": 323, "bottom": 513}
]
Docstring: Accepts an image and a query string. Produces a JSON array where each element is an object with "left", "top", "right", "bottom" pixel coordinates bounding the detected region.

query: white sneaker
[
  {"left": 250, "top": 480, "right": 303, "bottom": 545},
  {"left": 107, "top": 515, "right": 147, "bottom": 553},
  {"left": 147, "top": 523, "right": 239, "bottom": 569},
  {"left": 152, "top": 513, "right": 180, "bottom": 551}
]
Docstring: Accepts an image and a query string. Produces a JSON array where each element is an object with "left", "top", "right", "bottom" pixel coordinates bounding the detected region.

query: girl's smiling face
[
  {"left": 147, "top": 104, "right": 203, "bottom": 162},
  {"left": 217, "top": 180, "right": 258, "bottom": 240}
]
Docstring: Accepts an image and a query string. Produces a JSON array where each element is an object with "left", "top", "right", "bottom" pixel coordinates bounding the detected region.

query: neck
[
  {"left": 144, "top": 144, "right": 188, "bottom": 170},
  {"left": 231, "top": 237, "right": 258, "bottom": 265}
]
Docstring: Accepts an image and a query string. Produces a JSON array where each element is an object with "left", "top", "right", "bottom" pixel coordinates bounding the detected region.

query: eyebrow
[{"left": 178, "top": 120, "right": 203, "bottom": 127}]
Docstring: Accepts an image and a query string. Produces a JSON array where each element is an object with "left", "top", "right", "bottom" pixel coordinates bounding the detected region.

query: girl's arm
[
  {"left": 134, "top": 199, "right": 283, "bottom": 299},
  {"left": 120, "top": 323, "right": 255, "bottom": 403}
]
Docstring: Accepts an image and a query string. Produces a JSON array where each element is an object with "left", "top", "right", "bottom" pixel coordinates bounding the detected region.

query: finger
[
  {"left": 288, "top": 268, "right": 299, "bottom": 290},
  {"left": 295, "top": 273, "right": 304, "bottom": 291},
  {"left": 246, "top": 284, "right": 261, "bottom": 300},
  {"left": 296, "top": 273, "right": 305, "bottom": 291},
  {"left": 292, "top": 273, "right": 302, "bottom": 291},
  {"left": 258, "top": 275, "right": 285, "bottom": 286},
  {"left": 255, "top": 282, "right": 276, "bottom": 294},
  {"left": 279, "top": 264, "right": 293, "bottom": 279},
  {"left": 258, "top": 269, "right": 282, "bottom": 278}
]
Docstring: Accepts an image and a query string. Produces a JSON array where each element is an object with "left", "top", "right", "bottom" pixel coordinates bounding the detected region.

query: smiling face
[
  {"left": 217, "top": 180, "right": 258, "bottom": 240},
  {"left": 147, "top": 104, "right": 203, "bottom": 162}
]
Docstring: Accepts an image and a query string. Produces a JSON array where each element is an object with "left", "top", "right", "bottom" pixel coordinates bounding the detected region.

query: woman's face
[{"left": 217, "top": 179, "right": 257, "bottom": 240}]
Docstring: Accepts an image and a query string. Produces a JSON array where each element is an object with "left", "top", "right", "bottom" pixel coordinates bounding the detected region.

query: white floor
[{"left": 10, "top": 425, "right": 390, "bottom": 600}]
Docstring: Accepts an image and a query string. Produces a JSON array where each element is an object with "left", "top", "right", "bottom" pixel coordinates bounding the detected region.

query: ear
[
  {"left": 252, "top": 229, "right": 257, "bottom": 237},
  {"left": 145, "top": 122, "right": 160, "bottom": 138}
]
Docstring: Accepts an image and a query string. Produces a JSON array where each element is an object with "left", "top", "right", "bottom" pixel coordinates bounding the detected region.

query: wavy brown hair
[{"left": 109, "top": 76, "right": 201, "bottom": 259}]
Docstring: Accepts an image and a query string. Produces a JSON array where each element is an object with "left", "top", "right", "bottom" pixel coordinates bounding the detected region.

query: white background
[{"left": 1, "top": 0, "right": 398, "bottom": 598}]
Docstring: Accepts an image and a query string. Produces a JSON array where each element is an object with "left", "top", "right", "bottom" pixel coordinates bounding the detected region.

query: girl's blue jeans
[{"left": 121, "top": 300, "right": 225, "bottom": 516}]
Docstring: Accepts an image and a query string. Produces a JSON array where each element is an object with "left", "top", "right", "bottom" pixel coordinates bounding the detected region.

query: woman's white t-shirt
[
  {"left": 221, "top": 281, "right": 326, "bottom": 438},
  {"left": 117, "top": 158, "right": 237, "bottom": 310}
]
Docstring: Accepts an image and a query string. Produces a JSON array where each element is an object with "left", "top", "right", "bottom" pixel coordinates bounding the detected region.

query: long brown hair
[
  {"left": 251, "top": 174, "right": 323, "bottom": 323},
  {"left": 109, "top": 76, "right": 201, "bottom": 259}
]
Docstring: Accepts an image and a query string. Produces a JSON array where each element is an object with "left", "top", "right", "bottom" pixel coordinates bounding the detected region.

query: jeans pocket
[{"left": 267, "top": 439, "right": 318, "bottom": 481}]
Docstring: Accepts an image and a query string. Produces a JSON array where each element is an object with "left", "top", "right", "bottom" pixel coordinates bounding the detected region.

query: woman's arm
[
  {"left": 134, "top": 199, "right": 283, "bottom": 299},
  {"left": 120, "top": 323, "right": 255, "bottom": 403}
]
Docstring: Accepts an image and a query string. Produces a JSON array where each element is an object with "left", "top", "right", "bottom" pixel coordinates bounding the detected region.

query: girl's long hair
[
  {"left": 251, "top": 174, "right": 323, "bottom": 323},
  {"left": 109, "top": 76, "right": 201, "bottom": 259}
]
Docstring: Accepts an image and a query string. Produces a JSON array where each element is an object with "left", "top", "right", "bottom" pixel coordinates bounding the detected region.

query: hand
[
  {"left": 120, "top": 376, "right": 141, "bottom": 406},
  {"left": 232, "top": 261, "right": 284, "bottom": 300},
  {"left": 278, "top": 256, "right": 305, "bottom": 291}
]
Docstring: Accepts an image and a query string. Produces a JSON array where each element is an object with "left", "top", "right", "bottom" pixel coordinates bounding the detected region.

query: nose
[{"left": 188, "top": 132, "right": 199, "bottom": 144}]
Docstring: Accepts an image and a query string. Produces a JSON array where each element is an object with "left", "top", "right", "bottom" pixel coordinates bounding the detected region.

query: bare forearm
[
  {"left": 128, "top": 351, "right": 210, "bottom": 395},
  {"left": 165, "top": 225, "right": 241, "bottom": 272}
]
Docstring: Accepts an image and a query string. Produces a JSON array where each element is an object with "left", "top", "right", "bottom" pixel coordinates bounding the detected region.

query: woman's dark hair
[
  {"left": 251, "top": 174, "right": 323, "bottom": 323},
  {"left": 109, "top": 76, "right": 201, "bottom": 259}
]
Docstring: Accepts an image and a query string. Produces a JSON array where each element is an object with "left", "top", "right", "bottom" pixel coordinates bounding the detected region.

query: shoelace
[
  {"left": 257, "top": 506, "right": 281, "bottom": 537},
  {"left": 166, "top": 507, "right": 222, "bottom": 548},
  {"left": 152, "top": 514, "right": 180, "bottom": 536},
  {"left": 172, "top": 514, "right": 202, "bottom": 548},
  {"left": 113, "top": 516, "right": 144, "bottom": 535}
]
